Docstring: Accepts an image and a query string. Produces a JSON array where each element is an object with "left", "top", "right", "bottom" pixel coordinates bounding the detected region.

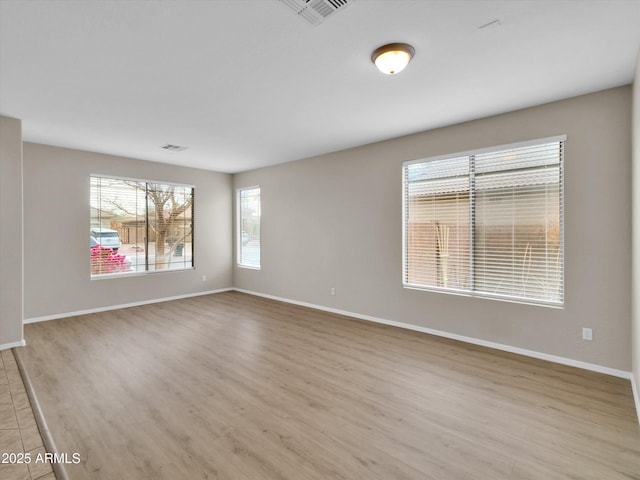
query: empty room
[{"left": 1, "top": 1, "right": 640, "bottom": 479}]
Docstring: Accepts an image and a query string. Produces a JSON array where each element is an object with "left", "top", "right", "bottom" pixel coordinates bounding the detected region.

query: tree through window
[{"left": 90, "top": 176, "right": 194, "bottom": 276}]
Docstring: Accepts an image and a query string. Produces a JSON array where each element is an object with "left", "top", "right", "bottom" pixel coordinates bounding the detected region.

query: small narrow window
[
  {"left": 237, "top": 186, "right": 261, "bottom": 269},
  {"left": 90, "top": 176, "right": 194, "bottom": 277},
  {"left": 403, "top": 136, "right": 564, "bottom": 306}
]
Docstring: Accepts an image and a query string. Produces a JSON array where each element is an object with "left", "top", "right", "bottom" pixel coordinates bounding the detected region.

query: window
[
  {"left": 403, "top": 137, "right": 564, "bottom": 305},
  {"left": 237, "top": 186, "right": 261, "bottom": 268},
  {"left": 90, "top": 176, "right": 194, "bottom": 277}
]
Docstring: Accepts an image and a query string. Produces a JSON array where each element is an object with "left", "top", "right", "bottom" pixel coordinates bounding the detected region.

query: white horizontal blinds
[
  {"left": 147, "top": 183, "right": 194, "bottom": 271},
  {"left": 90, "top": 177, "right": 146, "bottom": 275},
  {"left": 90, "top": 176, "right": 194, "bottom": 277},
  {"left": 403, "top": 137, "right": 564, "bottom": 305},
  {"left": 239, "top": 187, "right": 261, "bottom": 268},
  {"left": 405, "top": 158, "right": 471, "bottom": 289},
  {"left": 474, "top": 141, "right": 563, "bottom": 303}
]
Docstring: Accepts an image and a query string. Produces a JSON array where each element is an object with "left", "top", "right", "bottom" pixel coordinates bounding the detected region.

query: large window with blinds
[
  {"left": 237, "top": 186, "right": 261, "bottom": 269},
  {"left": 90, "top": 176, "right": 194, "bottom": 277},
  {"left": 403, "top": 136, "right": 564, "bottom": 305}
]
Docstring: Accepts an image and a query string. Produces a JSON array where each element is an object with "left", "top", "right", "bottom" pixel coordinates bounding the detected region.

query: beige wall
[
  {"left": 632, "top": 50, "right": 640, "bottom": 415},
  {"left": 23, "top": 143, "right": 233, "bottom": 319},
  {"left": 0, "top": 116, "right": 24, "bottom": 348},
  {"left": 234, "top": 86, "right": 632, "bottom": 372}
]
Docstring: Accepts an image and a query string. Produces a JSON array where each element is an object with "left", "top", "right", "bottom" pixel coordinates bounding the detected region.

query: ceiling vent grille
[{"left": 280, "top": 0, "right": 353, "bottom": 26}]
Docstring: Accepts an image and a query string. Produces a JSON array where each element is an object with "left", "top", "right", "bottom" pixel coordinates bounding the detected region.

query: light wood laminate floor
[{"left": 19, "top": 291, "right": 640, "bottom": 479}]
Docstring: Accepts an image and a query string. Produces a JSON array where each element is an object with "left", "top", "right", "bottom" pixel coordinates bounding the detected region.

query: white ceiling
[{"left": 1, "top": 0, "right": 639, "bottom": 173}]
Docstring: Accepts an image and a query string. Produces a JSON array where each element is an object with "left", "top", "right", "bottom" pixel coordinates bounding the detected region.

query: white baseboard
[
  {"left": 631, "top": 375, "right": 640, "bottom": 425},
  {"left": 17, "top": 286, "right": 639, "bottom": 424},
  {"left": 23, "top": 288, "right": 233, "bottom": 324},
  {"left": 0, "top": 339, "right": 26, "bottom": 351},
  {"left": 233, "top": 288, "right": 633, "bottom": 380},
  {"left": 23, "top": 286, "right": 634, "bottom": 381}
]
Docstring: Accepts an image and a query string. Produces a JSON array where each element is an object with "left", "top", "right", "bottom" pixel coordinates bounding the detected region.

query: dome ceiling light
[{"left": 371, "top": 43, "right": 415, "bottom": 75}]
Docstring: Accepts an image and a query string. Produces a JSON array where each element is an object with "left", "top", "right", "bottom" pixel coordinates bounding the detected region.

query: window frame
[
  {"left": 90, "top": 174, "right": 195, "bottom": 279},
  {"left": 402, "top": 135, "right": 565, "bottom": 307},
  {"left": 236, "top": 185, "right": 261, "bottom": 270}
]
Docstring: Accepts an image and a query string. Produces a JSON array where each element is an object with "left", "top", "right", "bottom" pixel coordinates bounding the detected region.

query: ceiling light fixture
[{"left": 371, "top": 43, "right": 415, "bottom": 75}]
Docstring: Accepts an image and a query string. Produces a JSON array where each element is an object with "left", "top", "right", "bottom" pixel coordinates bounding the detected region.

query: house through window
[
  {"left": 403, "top": 137, "right": 564, "bottom": 306},
  {"left": 90, "top": 176, "right": 194, "bottom": 277}
]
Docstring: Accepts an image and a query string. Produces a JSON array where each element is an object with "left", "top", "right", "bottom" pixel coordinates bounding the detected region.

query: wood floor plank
[{"left": 19, "top": 291, "right": 640, "bottom": 479}]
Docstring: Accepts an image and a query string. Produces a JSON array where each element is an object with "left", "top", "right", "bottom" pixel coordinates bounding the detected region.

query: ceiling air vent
[
  {"left": 161, "top": 144, "right": 188, "bottom": 152},
  {"left": 280, "top": 0, "right": 353, "bottom": 26}
]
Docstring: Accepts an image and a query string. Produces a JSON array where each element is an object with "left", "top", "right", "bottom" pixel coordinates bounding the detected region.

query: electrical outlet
[
  {"left": 330, "top": 287, "right": 336, "bottom": 296},
  {"left": 582, "top": 328, "right": 593, "bottom": 341},
  {"left": 202, "top": 275, "right": 207, "bottom": 282}
]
